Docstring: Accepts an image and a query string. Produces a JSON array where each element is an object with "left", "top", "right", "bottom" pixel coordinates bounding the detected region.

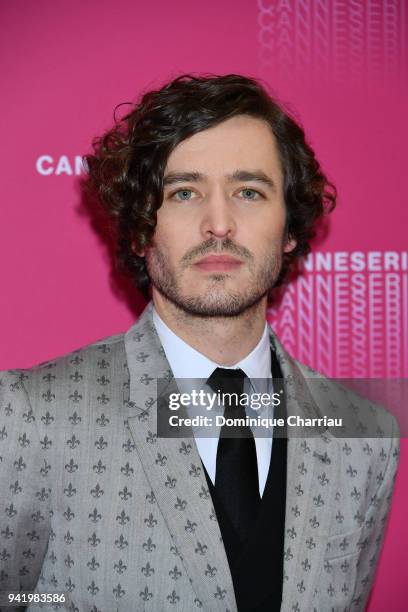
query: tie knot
[
  {"left": 206, "top": 368, "right": 247, "bottom": 414},
  {"left": 207, "top": 367, "right": 246, "bottom": 392}
]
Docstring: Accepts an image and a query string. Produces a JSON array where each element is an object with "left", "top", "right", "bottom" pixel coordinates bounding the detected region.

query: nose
[{"left": 199, "top": 191, "right": 237, "bottom": 239}]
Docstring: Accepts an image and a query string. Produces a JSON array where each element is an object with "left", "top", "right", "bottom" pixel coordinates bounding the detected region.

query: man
[{"left": 0, "top": 74, "right": 399, "bottom": 612}]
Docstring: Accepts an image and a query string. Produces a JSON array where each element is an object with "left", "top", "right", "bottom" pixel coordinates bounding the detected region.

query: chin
[{"left": 173, "top": 288, "right": 266, "bottom": 318}]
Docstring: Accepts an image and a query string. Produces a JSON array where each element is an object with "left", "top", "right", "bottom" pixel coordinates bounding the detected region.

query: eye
[
  {"left": 238, "top": 188, "right": 264, "bottom": 200},
  {"left": 169, "top": 189, "right": 195, "bottom": 201}
]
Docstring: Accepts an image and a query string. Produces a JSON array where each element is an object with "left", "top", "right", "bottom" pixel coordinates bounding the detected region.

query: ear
[
  {"left": 131, "top": 241, "right": 145, "bottom": 258},
  {"left": 283, "top": 235, "right": 297, "bottom": 254}
]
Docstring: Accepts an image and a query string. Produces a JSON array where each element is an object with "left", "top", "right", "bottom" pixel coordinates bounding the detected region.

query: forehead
[{"left": 164, "top": 115, "right": 282, "bottom": 178}]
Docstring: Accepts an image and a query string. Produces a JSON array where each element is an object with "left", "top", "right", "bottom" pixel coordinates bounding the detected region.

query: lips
[
  {"left": 198, "top": 255, "right": 241, "bottom": 264},
  {"left": 194, "top": 254, "right": 243, "bottom": 272}
]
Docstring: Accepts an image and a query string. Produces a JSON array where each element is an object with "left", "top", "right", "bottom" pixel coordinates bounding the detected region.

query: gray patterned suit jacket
[{"left": 0, "top": 302, "right": 399, "bottom": 612}]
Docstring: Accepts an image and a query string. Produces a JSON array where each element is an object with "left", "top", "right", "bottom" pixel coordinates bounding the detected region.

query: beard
[{"left": 144, "top": 237, "right": 283, "bottom": 318}]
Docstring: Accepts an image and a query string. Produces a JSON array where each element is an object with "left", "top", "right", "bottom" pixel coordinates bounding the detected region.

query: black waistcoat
[{"left": 202, "top": 349, "right": 287, "bottom": 612}]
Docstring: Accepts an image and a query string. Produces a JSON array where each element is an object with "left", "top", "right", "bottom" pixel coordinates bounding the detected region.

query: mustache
[{"left": 180, "top": 238, "right": 253, "bottom": 266}]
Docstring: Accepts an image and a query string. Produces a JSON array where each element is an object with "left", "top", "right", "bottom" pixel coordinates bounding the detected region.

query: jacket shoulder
[
  {"left": 293, "top": 358, "right": 400, "bottom": 447},
  {"left": 0, "top": 331, "right": 127, "bottom": 391}
]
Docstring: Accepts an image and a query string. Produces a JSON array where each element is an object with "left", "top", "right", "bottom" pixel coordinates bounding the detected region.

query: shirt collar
[{"left": 152, "top": 305, "right": 271, "bottom": 392}]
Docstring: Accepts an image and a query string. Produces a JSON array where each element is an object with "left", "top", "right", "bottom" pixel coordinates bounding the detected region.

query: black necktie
[{"left": 206, "top": 368, "right": 261, "bottom": 544}]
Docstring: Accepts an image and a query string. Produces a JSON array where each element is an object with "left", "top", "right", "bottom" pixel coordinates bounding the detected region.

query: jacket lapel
[
  {"left": 123, "top": 303, "right": 237, "bottom": 612},
  {"left": 269, "top": 328, "right": 341, "bottom": 612}
]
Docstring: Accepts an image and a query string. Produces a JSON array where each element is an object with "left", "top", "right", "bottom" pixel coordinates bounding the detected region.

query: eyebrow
[{"left": 162, "top": 169, "right": 277, "bottom": 191}]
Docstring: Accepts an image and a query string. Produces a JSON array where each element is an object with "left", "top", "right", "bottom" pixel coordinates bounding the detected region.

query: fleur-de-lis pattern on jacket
[{"left": 0, "top": 302, "right": 400, "bottom": 611}]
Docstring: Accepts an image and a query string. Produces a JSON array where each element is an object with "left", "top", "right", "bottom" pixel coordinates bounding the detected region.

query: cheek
[
  {"left": 155, "top": 208, "right": 183, "bottom": 244},
  {"left": 155, "top": 208, "right": 199, "bottom": 252},
  {"left": 243, "top": 214, "right": 287, "bottom": 250},
  {"left": 151, "top": 211, "right": 174, "bottom": 249},
  {"left": 150, "top": 224, "right": 187, "bottom": 262}
]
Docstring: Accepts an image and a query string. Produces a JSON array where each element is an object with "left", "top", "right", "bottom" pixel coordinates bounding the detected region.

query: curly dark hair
[{"left": 84, "top": 73, "right": 336, "bottom": 299}]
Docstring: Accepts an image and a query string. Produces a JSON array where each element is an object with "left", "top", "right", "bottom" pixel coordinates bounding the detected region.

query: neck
[{"left": 152, "top": 292, "right": 268, "bottom": 366}]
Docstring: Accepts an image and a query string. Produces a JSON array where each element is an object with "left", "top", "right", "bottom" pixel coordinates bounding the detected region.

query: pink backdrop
[{"left": 1, "top": 0, "right": 407, "bottom": 608}]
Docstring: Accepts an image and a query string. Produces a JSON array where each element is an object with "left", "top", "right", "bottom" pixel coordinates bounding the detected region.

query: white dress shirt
[{"left": 152, "top": 307, "right": 274, "bottom": 497}]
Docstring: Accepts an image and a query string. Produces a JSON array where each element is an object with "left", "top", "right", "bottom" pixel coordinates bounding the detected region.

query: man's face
[{"left": 143, "top": 114, "right": 296, "bottom": 317}]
